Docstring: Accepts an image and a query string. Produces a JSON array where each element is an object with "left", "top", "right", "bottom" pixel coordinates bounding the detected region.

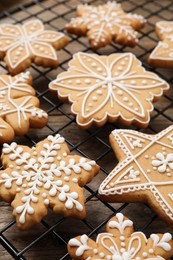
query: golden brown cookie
[
  {"left": 0, "top": 71, "right": 47, "bottom": 143},
  {"left": 99, "top": 126, "right": 173, "bottom": 226},
  {"left": 0, "top": 134, "right": 100, "bottom": 229},
  {"left": 49, "top": 52, "right": 169, "bottom": 129},
  {"left": 66, "top": 2, "right": 146, "bottom": 49},
  {"left": 68, "top": 212, "right": 173, "bottom": 259},
  {"left": 149, "top": 21, "right": 173, "bottom": 68},
  {"left": 0, "top": 19, "right": 69, "bottom": 75}
]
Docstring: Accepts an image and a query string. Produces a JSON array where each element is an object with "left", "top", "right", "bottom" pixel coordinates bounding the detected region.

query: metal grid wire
[{"left": 0, "top": 0, "right": 173, "bottom": 259}]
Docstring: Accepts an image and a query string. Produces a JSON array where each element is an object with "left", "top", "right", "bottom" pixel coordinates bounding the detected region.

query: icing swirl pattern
[
  {"left": 99, "top": 126, "right": 173, "bottom": 225},
  {"left": 68, "top": 213, "right": 173, "bottom": 259}
]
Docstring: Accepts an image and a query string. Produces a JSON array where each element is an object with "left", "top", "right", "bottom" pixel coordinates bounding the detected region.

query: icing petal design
[
  {"left": 49, "top": 52, "right": 169, "bottom": 129},
  {"left": 99, "top": 126, "right": 173, "bottom": 226},
  {"left": 0, "top": 134, "right": 100, "bottom": 229},
  {"left": 66, "top": 2, "right": 146, "bottom": 49},
  {"left": 0, "top": 71, "right": 48, "bottom": 143},
  {"left": 68, "top": 213, "right": 173, "bottom": 259},
  {"left": 0, "top": 19, "right": 69, "bottom": 74},
  {"left": 149, "top": 21, "right": 173, "bottom": 67}
]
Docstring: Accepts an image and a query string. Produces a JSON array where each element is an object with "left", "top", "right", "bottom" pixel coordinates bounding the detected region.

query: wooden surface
[{"left": 0, "top": 0, "right": 173, "bottom": 259}]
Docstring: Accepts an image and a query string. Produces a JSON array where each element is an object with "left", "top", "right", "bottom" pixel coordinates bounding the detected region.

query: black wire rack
[{"left": 0, "top": 0, "right": 173, "bottom": 259}]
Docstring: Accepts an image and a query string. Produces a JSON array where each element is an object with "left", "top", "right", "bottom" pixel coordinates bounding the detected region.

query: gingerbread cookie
[
  {"left": 149, "top": 21, "right": 173, "bottom": 68},
  {"left": 0, "top": 71, "right": 47, "bottom": 143},
  {"left": 49, "top": 52, "right": 169, "bottom": 129},
  {"left": 99, "top": 126, "right": 173, "bottom": 226},
  {"left": 0, "top": 134, "right": 99, "bottom": 229},
  {"left": 66, "top": 2, "right": 146, "bottom": 49},
  {"left": 68, "top": 212, "right": 173, "bottom": 259},
  {"left": 0, "top": 19, "right": 69, "bottom": 75}
]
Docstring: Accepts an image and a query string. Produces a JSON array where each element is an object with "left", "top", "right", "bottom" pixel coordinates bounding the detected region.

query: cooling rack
[{"left": 0, "top": 0, "right": 173, "bottom": 259}]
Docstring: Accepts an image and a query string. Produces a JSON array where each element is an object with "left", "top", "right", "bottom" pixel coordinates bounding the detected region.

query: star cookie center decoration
[
  {"left": 66, "top": 1, "right": 146, "bottom": 49},
  {"left": 149, "top": 21, "right": 173, "bottom": 67},
  {"left": 99, "top": 126, "right": 173, "bottom": 226},
  {"left": 0, "top": 19, "right": 69, "bottom": 74},
  {"left": 68, "top": 213, "right": 173, "bottom": 260},
  {"left": 0, "top": 71, "right": 47, "bottom": 143},
  {"left": 49, "top": 52, "right": 169, "bottom": 129},
  {"left": 0, "top": 134, "right": 99, "bottom": 229}
]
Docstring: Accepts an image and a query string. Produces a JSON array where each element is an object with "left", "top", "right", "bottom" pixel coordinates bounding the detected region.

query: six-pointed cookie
[
  {"left": 66, "top": 2, "right": 146, "bottom": 49},
  {"left": 0, "top": 71, "right": 47, "bottom": 143},
  {"left": 149, "top": 21, "right": 173, "bottom": 68},
  {"left": 68, "top": 212, "right": 173, "bottom": 260},
  {"left": 99, "top": 126, "right": 173, "bottom": 226},
  {"left": 49, "top": 52, "right": 169, "bottom": 129},
  {"left": 0, "top": 134, "right": 99, "bottom": 229},
  {"left": 0, "top": 19, "right": 69, "bottom": 75}
]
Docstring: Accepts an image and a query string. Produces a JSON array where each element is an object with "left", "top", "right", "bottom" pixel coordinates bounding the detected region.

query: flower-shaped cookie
[
  {"left": 0, "top": 71, "right": 47, "bottom": 143},
  {"left": 49, "top": 52, "right": 169, "bottom": 129},
  {"left": 0, "top": 19, "right": 69, "bottom": 75},
  {"left": 99, "top": 126, "right": 173, "bottom": 226},
  {"left": 68, "top": 213, "right": 173, "bottom": 259},
  {"left": 0, "top": 134, "right": 99, "bottom": 229},
  {"left": 66, "top": 2, "right": 146, "bottom": 49},
  {"left": 149, "top": 21, "right": 173, "bottom": 68}
]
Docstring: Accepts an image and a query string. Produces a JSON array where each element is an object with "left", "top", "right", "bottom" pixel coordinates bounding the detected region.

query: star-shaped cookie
[
  {"left": 0, "top": 19, "right": 69, "bottom": 75},
  {"left": 66, "top": 1, "right": 146, "bottom": 49},
  {"left": 149, "top": 21, "right": 173, "bottom": 68},
  {"left": 0, "top": 134, "right": 99, "bottom": 229},
  {"left": 49, "top": 52, "right": 169, "bottom": 129},
  {"left": 99, "top": 126, "right": 173, "bottom": 226},
  {"left": 68, "top": 213, "right": 173, "bottom": 260},
  {"left": 0, "top": 71, "right": 48, "bottom": 143}
]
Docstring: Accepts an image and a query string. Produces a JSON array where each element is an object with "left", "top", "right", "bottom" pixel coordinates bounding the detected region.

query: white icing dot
[
  {"left": 33, "top": 151, "right": 37, "bottom": 156},
  {"left": 92, "top": 96, "right": 97, "bottom": 101},
  {"left": 64, "top": 176, "right": 69, "bottom": 181},
  {"left": 22, "top": 184, "right": 27, "bottom": 188},
  {"left": 167, "top": 173, "right": 171, "bottom": 177},
  {"left": 97, "top": 90, "right": 102, "bottom": 95},
  {"left": 128, "top": 102, "right": 133, "bottom": 107},
  {"left": 145, "top": 155, "right": 149, "bottom": 159},
  {"left": 142, "top": 252, "right": 148, "bottom": 258},
  {"left": 142, "top": 80, "right": 147, "bottom": 85},
  {"left": 120, "top": 236, "right": 125, "bottom": 241},
  {"left": 16, "top": 188, "right": 21, "bottom": 192},
  {"left": 89, "top": 103, "right": 93, "bottom": 107},
  {"left": 147, "top": 169, "right": 151, "bottom": 173},
  {"left": 121, "top": 242, "right": 126, "bottom": 247},
  {"left": 149, "top": 248, "right": 154, "bottom": 254},
  {"left": 102, "top": 85, "right": 107, "bottom": 89},
  {"left": 85, "top": 79, "right": 91, "bottom": 84},
  {"left": 9, "top": 164, "right": 14, "bottom": 168},
  {"left": 131, "top": 80, "right": 136, "bottom": 85},
  {"left": 99, "top": 252, "right": 105, "bottom": 258},
  {"left": 117, "top": 90, "right": 123, "bottom": 95},
  {"left": 123, "top": 97, "right": 128, "bottom": 102},
  {"left": 162, "top": 147, "right": 166, "bottom": 151},
  {"left": 97, "top": 67, "right": 102, "bottom": 72},
  {"left": 63, "top": 152, "right": 67, "bottom": 157},
  {"left": 96, "top": 79, "right": 100, "bottom": 83},
  {"left": 72, "top": 178, "right": 78, "bottom": 183},
  {"left": 91, "top": 62, "right": 97, "bottom": 67},
  {"left": 134, "top": 107, "right": 139, "bottom": 111},
  {"left": 76, "top": 80, "right": 81, "bottom": 84},
  {"left": 68, "top": 80, "right": 72, "bottom": 83},
  {"left": 120, "top": 80, "right": 125, "bottom": 84},
  {"left": 35, "top": 44, "right": 39, "bottom": 49},
  {"left": 44, "top": 199, "right": 49, "bottom": 205},
  {"left": 121, "top": 61, "right": 125, "bottom": 65},
  {"left": 42, "top": 193, "right": 47, "bottom": 198},
  {"left": 120, "top": 248, "right": 125, "bottom": 253},
  {"left": 93, "top": 249, "right": 98, "bottom": 254},
  {"left": 87, "top": 58, "right": 91, "bottom": 62},
  {"left": 57, "top": 156, "right": 61, "bottom": 161},
  {"left": 118, "top": 66, "right": 123, "bottom": 71}
]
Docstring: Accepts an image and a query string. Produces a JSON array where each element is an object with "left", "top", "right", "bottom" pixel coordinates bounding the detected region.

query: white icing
[
  {"left": 0, "top": 19, "right": 65, "bottom": 69},
  {"left": 67, "top": 2, "right": 145, "bottom": 48},
  {"left": 0, "top": 72, "right": 47, "bottom": 129},
  {"left": 0, "top": 134, "right": 97, "bottom": 224},
  {"left": 99, "top": 126, "right": 173, "bottom": 221},
  {"left": 49, "top": 52, "right": 169, "bottom": 127},
  {"left": 68, "top": 212, "right": 171, "bottom": 259}
]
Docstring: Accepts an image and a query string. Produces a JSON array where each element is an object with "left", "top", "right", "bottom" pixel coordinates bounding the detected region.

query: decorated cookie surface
[
  {"left": 68, "top": 212, "right": 173, "bottom": 259},
  {"left": 66, "top": 1, "right": 146, "bottom": 49},
  {"left": 49, "top": 52, "right": 169, "bottom": 129},
  {"left": 0, "top": 19, "right": 69, "bottom": 75},
  {"left": 0, "top": 134, "right": 99, "bottom": 229},
  {"left": 0, "top": 71, "right": 47, "bottom": 143},
  {"left": 99, "top": 126, "right": 173, "bottom": 226}
]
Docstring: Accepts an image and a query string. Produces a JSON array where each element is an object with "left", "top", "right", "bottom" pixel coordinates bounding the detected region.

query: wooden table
[{"left": 0, "top": 0, "right": 173, "bottom": 259}]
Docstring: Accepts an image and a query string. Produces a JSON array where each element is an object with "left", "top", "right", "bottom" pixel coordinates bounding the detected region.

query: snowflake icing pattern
[
  {"left": 149, "top": 21, "right": 173, "bottom": 67},
  {"left": 49, "top": 52, "right": 169, "bottom": 129},
  {"left": 0, "top": 134, "right": 99, "bottom": 229},
  {"left": 68, "top": 213, "right": 173, "bottom": 260},
  {"left": 0, "top": 71, "right": 47, "bottom": 143},
  {"left": 66, "top": 1, "right": 146, "bottom": 49},
  {"left": 0, "top": 19, "right": 69, "bottom": 74}
]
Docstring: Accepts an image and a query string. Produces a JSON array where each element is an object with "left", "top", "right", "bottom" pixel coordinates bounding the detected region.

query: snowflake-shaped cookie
[
  {"left": 0, "top": 134, "right": 99, "bottom": 229},
  {"left": 0, "top": 71, "right": 47, "bottom": 143},
  {"left": 49, "top": 52, "right": 169, "bottom": 129},
  {"left": 99, "top": 126, "right": 173, "bottom": 226},
  {"left": 66, "top": 2, "right": 146, "bottom": 49},
  {"left": 0, "top": 19, "right": 69, "bottom": 75},
  {"left": 149, "top": 21, "right": 173, "bottom": 68},
  {"left": 68, "top": 212, "right": 173, "bottom": 260}
]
